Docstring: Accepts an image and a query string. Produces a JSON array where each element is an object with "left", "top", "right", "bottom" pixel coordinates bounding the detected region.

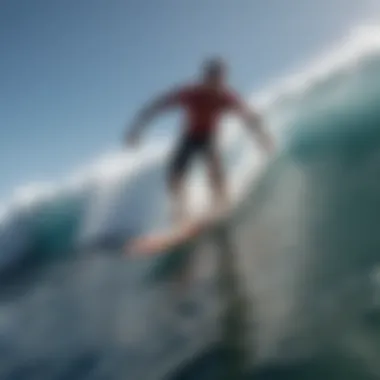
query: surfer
[
  {"left": 125, "top": 57, "right": 274, "bottom": 221},
  {"left": 124, "top": 58, "right": 275, "bottom": 320}
]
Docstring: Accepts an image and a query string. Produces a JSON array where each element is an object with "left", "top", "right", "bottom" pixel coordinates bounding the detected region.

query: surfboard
[
  {"left": 124, "top": 159, "right": 269, "bottom": 281},
  {"left": 125, "top": 207, "right": 228, "bottom": 257},
  {"left": 123, "top": 206, "right": 231, "bottom": 282}
]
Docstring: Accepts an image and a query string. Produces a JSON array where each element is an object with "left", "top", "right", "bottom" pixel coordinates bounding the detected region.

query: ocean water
[{"left": 2, "top": 27, "right": 380, "bottom": 379}]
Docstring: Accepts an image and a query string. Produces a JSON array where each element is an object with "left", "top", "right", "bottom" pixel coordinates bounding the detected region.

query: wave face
[{"left": 2, "top": 26, "right": 380, "bottom": 379}]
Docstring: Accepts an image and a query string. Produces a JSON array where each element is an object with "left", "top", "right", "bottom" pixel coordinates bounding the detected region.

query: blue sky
[{"left": 0, "top": 0, "right": 378, "bottom": 200}]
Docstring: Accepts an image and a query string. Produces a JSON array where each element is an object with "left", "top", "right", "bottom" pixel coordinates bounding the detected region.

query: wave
[
  {"left": 2, "top": 27, "right": 379, "bottom": 269},
  {"left": 168, "top": 26, "right": 380, "bottom": 380},
  {"left": 2, "top": 25, "right": 380, "bottom": 380}
]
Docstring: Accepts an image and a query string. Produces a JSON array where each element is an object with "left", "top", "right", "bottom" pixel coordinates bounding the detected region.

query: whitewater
[{"left": 2, "top": 26, "right": 380, "bottom": 379}]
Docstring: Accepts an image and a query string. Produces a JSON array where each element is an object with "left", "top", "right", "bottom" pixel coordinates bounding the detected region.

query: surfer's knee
[
  {"left": 209, "top": 163, "right": 225, "bottom": 191},
  {"left": 207, "top": 152, "right": 224, "bottom": 183},
  {"left": 168, "top": 171, "right": 181, "bottom": 190},
  {"left": 210, "top": 169, "right": 228, "bottom": 205}
]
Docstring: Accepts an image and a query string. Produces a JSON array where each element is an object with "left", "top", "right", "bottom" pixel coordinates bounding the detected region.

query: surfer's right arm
[{"left": 125, "top": 87, "right": 191, "bottom": 146}]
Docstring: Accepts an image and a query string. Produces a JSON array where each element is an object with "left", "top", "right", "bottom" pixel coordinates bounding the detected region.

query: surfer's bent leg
[
  {"left": 168, "top": 134, "right": 195, "bottom": 222},
  {"left": 205, "top": 141, "right": 227, "bottom": 210}
]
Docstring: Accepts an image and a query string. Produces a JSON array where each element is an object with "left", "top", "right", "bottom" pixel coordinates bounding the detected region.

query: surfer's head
[{"left": 201, "top": 57, "right": 227, "bottom": 86}]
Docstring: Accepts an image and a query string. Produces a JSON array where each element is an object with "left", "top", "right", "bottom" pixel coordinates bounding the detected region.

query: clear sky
[{"left": 0, "top": 0, "right": 378, "bottom": 200}]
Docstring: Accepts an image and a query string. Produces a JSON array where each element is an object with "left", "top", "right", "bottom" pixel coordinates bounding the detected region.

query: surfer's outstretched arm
[
  {"left": 244, "top": 110, "right": 275, "bottom": 155},
  {"left": 228, "top": 94, "right": 275, "bottom": 155},
  {"left": 125, "top": 88, "right": 188, "bottom": 145}
]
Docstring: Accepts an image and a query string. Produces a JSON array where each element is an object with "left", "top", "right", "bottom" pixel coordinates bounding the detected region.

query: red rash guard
[{"left": 169, "top": 84, "right": 243, "bottom": 138}]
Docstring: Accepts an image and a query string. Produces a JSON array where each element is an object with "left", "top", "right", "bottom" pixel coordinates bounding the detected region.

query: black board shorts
[{"left": 168, "top": 132, "right": 216, "bottom": 180}]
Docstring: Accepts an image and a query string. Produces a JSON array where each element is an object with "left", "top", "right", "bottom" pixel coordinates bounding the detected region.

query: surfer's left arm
[
  {"left": 245, "top": 109, "right": 275, "bottom": 156},
  {"left": 125, "top": 86, "right": 192, "bottom": 146},
  {"left": 228, "top": 92, "right": 275, "bottom": 156}
]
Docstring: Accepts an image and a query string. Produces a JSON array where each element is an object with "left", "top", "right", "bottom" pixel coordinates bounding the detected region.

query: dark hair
[{"left": 202, "top": 57, "right": 226, "bottom": 77}]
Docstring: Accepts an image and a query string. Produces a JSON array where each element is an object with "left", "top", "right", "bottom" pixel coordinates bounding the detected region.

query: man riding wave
[{"left": 125, "top": 57, "right": 274, "bottom": 221}]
